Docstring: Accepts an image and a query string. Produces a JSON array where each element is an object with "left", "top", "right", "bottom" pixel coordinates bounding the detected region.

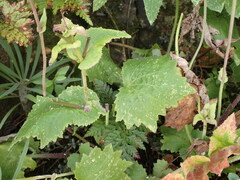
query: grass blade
[
  {"left": 0, "top": 83, "right": 19, "bottom": 99},
  {"left": 0, "top": 103, "right": 20, "bottom": 130},
  {"left": 30, "top": 39, "right": 41, "bottom": 78},
  {"left": 0, "top": 63, "right": 20, "bottom": 80},
  {"left": 13, "top": 43, "right": 24, "bottom": 78},
  {"left": 24, "top": 44, "right": 33, "bottom": 78},
  {"left": 12, "top": 139, "right": 30, "bottom": 180}
]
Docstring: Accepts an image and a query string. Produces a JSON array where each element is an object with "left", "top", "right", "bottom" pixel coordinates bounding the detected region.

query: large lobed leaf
[
  {"left": 87, "top": 48, "right": 122, "bottom": 84},
  {"left": 74, "top": 144, "right": 132, "bottom": 180},
  {"left": 143, "top": 0, "right": 163, "bottom": 25},
  {"left": 115, "top": 55, "right": 196, "bottom": 132},
  {"left": 12, "top": 86, "right": 105, "bottom": 148},
  {"left": 75, "top": 27, "right": 130, "bottom": 70}
]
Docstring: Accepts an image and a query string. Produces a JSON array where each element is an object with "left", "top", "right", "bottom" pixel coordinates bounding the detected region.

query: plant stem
[
  {"left": 16, "top": 172, "right": 74, "bottom": 180},
  {"left": 189, "top": 0, "right": 207, "bottom": 70},
  {"left": 28, "top": 153, "right": 69, "bottom": 159},
  {"left": 217, "top": 0, "right": 237, "bottom": 120},
  {"left": 167, "top": 0, "right": 180, "bottom": 53},
  {"left": 175, "top": 13, "right": 183, "bottom": 56},
  {"left": 29, "top": 0, "right": 47, "bottom": 97},
  {"left": 218, "top": 95, "right": 240, "bottom": 125},
  {"left": 202, "top": 122, "right": 207, "bottom": 139},
  {"left": 185, "top": 125, "right": 193, "bottom": 144},
  {"left": 105, "top": 104, "right": 109, "bottom": 126},
  {"left": 65, "top": 127, "right": 95, "bottom": 147},
  {"left": 110, "top": 42, "right": 137, "bottom": 51}
]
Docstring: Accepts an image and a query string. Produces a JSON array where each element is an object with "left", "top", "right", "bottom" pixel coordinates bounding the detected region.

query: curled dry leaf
[
  {"left": 235, "top": 110, "right": 240, "bottom": 127},
  {"left": 164, "top": 54, "right": 209, "bottom": 131}
]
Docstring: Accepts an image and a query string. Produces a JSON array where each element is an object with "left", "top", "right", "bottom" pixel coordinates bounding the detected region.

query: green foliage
[
  {"left": 75, "top": 27, "right": 130, "bottom": 70},
  {"left": 85, "top": 119, "right": 147, "bottom": 161},
  {"left": 125, "top": 162, "right": 147, "bottom": 180},
  {"left": 87, "top": 48, "right": 122, "bottom": 85},
  {"left": 74, "top": 144, "right": 132, "bottom": 180},
  {"left": 0, "top": 0, "right": 34, "bottom": 46},
  {"left": 36, "top": 0, "right": 93, "bottom": 25},
  {"left": 152, "top": 160, "right": 173, "bottom": 178},
  {"left": 115, "top": 55, "right": 195, "bottom": 132},
  {"left": 12, "top": 86, "right": 106, "bottom": 148},
  {"left": 93, "top": 79, "right": 117, "bottom": 105},
  {"left": 143, "top": 0, "right": 163, "bottom": 25},
  {"left": 207, "top": 0, "right": 240, "bottom": 18},
  {"left": 93, "top": 0, "right": 108, "bottom": 12},
  {"left": 191, "top": 0, "right": 201, "bottom": 6},
  {"left": 0, "top": 139, "right": 36, "bottom": 179},
  {"left": 160, "top": 125, "right": 201, "bottom": 158}
]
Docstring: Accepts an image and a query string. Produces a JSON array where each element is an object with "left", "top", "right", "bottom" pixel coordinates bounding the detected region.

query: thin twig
[
  {"left": 175, "top": 13, "right": 183, "bottom": 56},
  {"left": 15, "top": 172, "right": 74, "bottom": 180},
  {"left": 65, "top": 127, "right": 96, "bottom": 147},
  {"left": 218, "top": 95, "right": 240, "bottom": 125},
  {"left": 167, "top": 0, "right": 179, "bottom": 53},
  {"left": 110, "top": 42, "right": 137, "bottom": 51},
  {"left": 29, "top": 0, "right": 47, "bottom": 97},
  {"left": 217, "top": 0, "right": 237, "bottom": 120}
]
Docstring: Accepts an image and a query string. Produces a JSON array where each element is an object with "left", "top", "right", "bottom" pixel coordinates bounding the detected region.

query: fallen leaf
[{"left": 235, "top": 110, "right": 240, "bottom": 126}]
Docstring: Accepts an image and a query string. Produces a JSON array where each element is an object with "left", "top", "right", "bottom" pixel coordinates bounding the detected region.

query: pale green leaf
[
  {"left": 50, "top": 39, "right": 81, "bottom": 64},
  {"left": 74, "top": 144, "right": 132, "bottom": 180},
  {"left": 153, "top": 160, "right": 173, "bottom": 178},
  {"left": 218, "top": 68, "right": 228, "bottom": 83},
  {"left": 54, "top": 66, "right": 69, "bottom": 82},
  {"left": 191, "top": 0, "right": 201, "bottom": 6},
  {"left": 39, "top": 8, "right": 47, "bottom": 33},
  {"left": 193, "top": 99, "right": 217, "bottom": 126},
  {"left": 115, "top": 55, "right": 195, "bottom": 131},
  {"left": 75, "top": 27, "right": 130, "bottom": 70},
  {"left": 143, "top": 0, "right": 163, "bottom": 25},
  {"left": 0, "top": 140, "right": 36, "bottom": 179},
  {"left": 12, "top": 86, "right": 105, "bottom": 148},
  {"left": 93, "top": 0, "right": 108, "bottom": 12},
  {"left": 225, "top": 0, "right": 240, "bottom": 18},
  {"left": 126, "top": 162, "right": 147, "bottom": 180},
  {"left": 87, "top": 48, "right": 122, "bottom": 84}
]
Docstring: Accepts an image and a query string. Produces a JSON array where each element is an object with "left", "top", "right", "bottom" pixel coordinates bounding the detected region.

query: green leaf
[
  {"left": 160, "top": 125, "right": 201, "bottom": 158},
  {"left": 228, "top": 173, "right": 240, "bottom": 180},
  {"left": 193, "top": 99, "right": 217, "bottom": 126},
  {"left": 85, "top": 119, "right": 147, "bottom": 161},
  {"left": 115, "top": 55, "right": 195, "bottom": 131},
  {"left": 75, "top": 27, "right": 130, "bottom": 70},
  {"left": 93, "top": 0, "right": 108, "bottom": 12},
  {"left": 191, "top": 0, "right": 201, "bottom": 6},
  {"left": 54, "top": 66, "right": 69, "bottom": 82},
  {"left": 208, "top": 114, "right": 237, "bottom": 156},
  {"left": 74, "top": 144, "right": 132, "bottom": 180},
  {"left": 125, "top": 162, "right": 147, "bottom": 180},
  {"left": 87, "top": 48, "right": 122, "bottom": 84},
  {"left": 12, "top": 86, "right": 105, "bottom": 148},
  {"left": 231, "top": 63, "right": 240, "bottom": 83},
  {"left": 153, "top": 160, "right": 173, "bottom": 178},
  {"left": 67, "top": 153, "right": 81, "bottom": 171},
  {"left": 0, "top": 139, "right": 36, "bottom": 179},
  {"left": 39, "top": 8, "right": 47, "bottom": 33},
  {"left": 143, "top": 0, "right": 163, "bottom": 25},
  {"left": 207, "top": 0, "right": 240, "bottom": 18}
]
